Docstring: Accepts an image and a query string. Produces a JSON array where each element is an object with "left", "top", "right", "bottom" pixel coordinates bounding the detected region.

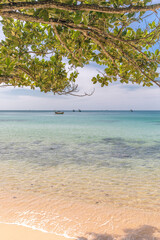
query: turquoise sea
[{"left": 0, "top": 110, "right": 160, "bottom": 238}]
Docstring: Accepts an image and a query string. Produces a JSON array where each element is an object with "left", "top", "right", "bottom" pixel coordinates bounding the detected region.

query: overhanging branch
[{"left": 0, "top": 1, "right": 160, "bottom": 14}]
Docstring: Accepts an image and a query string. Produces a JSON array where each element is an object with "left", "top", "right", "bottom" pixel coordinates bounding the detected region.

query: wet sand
[
  {"left": 0, "top": 220, "right": 160, "bottom": 240},
  {"left": 0, "top": 197, "right": 160, "bottom": 240},
  {"left": 0, "top": 223, "right": 68, "bottom": 240},
  {"left": 0, "top": 190, "right": 160, "bottom": 239}
]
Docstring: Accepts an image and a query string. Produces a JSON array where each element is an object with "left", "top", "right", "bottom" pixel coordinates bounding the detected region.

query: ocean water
[{"left": 0, "top": 111, "right": 160, "bottom": 239}]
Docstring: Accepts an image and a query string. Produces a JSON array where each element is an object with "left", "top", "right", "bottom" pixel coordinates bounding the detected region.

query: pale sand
[
  {"left": 0, "top": 222, "right": 160, "bottom": 240},
  {"left": 0, "top": 223, "right": 69, "bottom": 240},
  {"left": 0, "top": 199, "right": 160, "bottom": 239},
  {"left": 0, "top": 192, "right": 160, "bottom": 239}
]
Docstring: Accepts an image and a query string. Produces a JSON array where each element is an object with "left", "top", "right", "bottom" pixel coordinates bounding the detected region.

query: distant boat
[
  {"left": 55, "top": 111, "right": 64, "bottom": 114},
  {"left": 78, "top": 109, "right": 81, "bottom": 112},
  {"left": 73, "top": 110, "right": 75, "bottom": 112},
  {"left": 130, "top": 109, "right": 133, "bottom": 112}
]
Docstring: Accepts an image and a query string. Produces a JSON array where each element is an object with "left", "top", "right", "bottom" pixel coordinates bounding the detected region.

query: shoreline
[
  {"left": 0, "top": 193, "right": 160, "bottom": 239},
  {"left": 0, "top": 223, "right": 70, "bottom": 240},
  {"left": 1, "top": 220, "right": 160, "bottom": 240}
]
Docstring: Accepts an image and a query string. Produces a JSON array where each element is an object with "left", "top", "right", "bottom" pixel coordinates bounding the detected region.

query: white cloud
[{"left": 0, "top": 65, "right": 160, "bottom": 110}]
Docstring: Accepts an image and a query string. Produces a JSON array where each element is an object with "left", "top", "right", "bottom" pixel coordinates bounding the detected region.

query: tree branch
[
  {"left": 1, "top": 8, "right": 159, "bottom": 88},
  {"left": 52, "top": 24, "right": 81, "bottom": 65},
  {"left": 2, "top": 10, "right": 159, "bottom": 64},
  {"left": 106, "top": 38, "right": 160, "bottom": 87},
  {"left": 58, "top": 84, "right": 95, "bottom": 97},
  {"left": 0, "top": 74, "right": 20, "bottom": 83},
  {"left": 16, "top": 65, "right": 35, "bottom": 79},
  {"left": 0, "top": 1, "right": 160, "bottom": 14}
]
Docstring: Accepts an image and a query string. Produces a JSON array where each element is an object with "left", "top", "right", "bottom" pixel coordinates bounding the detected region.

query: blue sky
[{"left": 0, "top": 0, "right": 160, "bottom": 110}]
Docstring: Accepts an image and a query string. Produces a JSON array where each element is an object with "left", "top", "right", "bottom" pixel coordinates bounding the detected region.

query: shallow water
[{"left": 0, "top": 111, "right": 160, "bottom": 239}]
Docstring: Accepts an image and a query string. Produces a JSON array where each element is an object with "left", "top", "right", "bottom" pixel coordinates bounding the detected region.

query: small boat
[
  {"left": 73, "top": 110, "right": 75, "bottom": 112},
  {"left": 55, "top": 111, "right": 64, "bottom": 114},
  {"left": 78, "top": 109, "right": 81, "bottom": 112},
  {"left": 130, "top": 109, "right": 133, "bottom": 112}
]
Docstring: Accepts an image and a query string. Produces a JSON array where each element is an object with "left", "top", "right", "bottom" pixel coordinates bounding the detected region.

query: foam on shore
[{"left": 0, "top": 223, "right": 69, "bottom": 240}]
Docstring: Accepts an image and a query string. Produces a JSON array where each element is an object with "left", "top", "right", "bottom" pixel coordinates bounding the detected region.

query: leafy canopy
[{"left": 0, "top": 0, "right": 160, "bottom": 94}]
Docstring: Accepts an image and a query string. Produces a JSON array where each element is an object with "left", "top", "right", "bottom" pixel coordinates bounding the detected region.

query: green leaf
[
  {"left": 6, "top": 57, "right": 10, "bottom": 66},
  {"left": 74, "top": 12, "right": 82, "bottom": 24}
]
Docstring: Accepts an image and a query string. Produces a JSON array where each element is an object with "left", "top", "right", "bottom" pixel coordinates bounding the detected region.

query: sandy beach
[
  {"left": 0, "top": 197, "right": 160, "bottom": 240},
  {"left": 1, "top": 220, "right": 160, "bottom": 240},
  {"left": 0, "top": 185, "right": 160, "bottom": 240},
  {"left": 0, "top": 224, "right": 68, "bottom": 240}
]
